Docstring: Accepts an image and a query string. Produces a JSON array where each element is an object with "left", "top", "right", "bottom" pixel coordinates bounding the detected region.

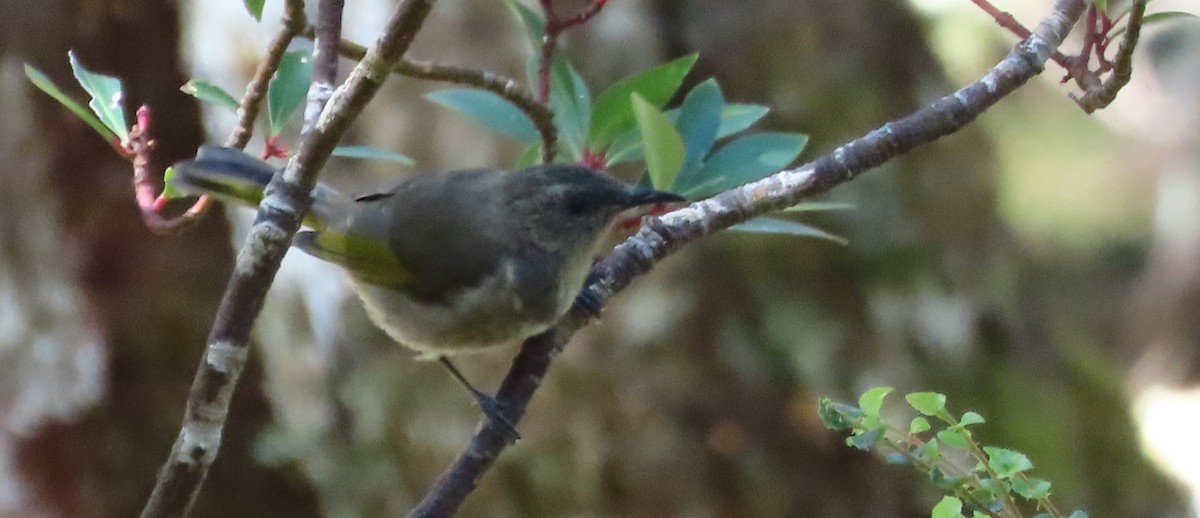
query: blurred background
[{"left": 1, "top": 0, "right": 1199, "bottom": 516}]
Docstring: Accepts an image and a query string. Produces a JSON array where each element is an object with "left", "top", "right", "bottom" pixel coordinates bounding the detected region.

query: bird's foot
[{"left": 437, "top": 357, "right": 520, "bottom": 442}]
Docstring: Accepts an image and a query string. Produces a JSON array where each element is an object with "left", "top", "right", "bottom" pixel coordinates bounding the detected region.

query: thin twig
[
  {"left": 409, "top": 0, "right": 1089, "bottom": 515},
  {"left": 1074, "top": 0, "right": 1146, "bottom": 112},
  {"left": 139, "top": 1, "right": 438, "bottom": 516},
  {"left": 325, "top": 33, "right": 558, "bottom": 162},
  {"left": 226, "top": 1, "right": 308, "bottom": 149},
  {"left": 536, "top": 0, "right": 609, "bottom": 103}
]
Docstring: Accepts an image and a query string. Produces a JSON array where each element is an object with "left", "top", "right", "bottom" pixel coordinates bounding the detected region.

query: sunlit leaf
[
  {"left": 906, "top": 392, "right": 948, "bottom": 418},
  {"left": 267, "top": 50, "right": 312, "bottom": 136},
  {"left": 910, "top": 416, "right": 931, "bottom": 434},
  {"left": 590, "top": 54, "right": 698, "bottom": 150},
  {"left": 631, "top": 93, "right": 684, "bottom": 189},
  {"left": 24, "top": 64, "right": 116, "bottom": 142},
  {"left": 858, "top": 387, "right": 893, "bottom": 417},
  {"left": 606, "top": 103, "right": 770, "bottom": 166},
  {"left": 181, "top": 79, "right": 240, "bottom": 113},
  {"left": 69, "top": 51, "right": 128, "bottom": 140},
  {"left": 931, "top": 496, "right": 964, "bottom": 518},
  {"left": 425, "top": 89, "right": 540, "bottom": 143}
]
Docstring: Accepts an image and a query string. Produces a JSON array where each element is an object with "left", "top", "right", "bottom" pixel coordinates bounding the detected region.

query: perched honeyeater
[{"left": 170, "top": 146, "right": 682, "bottom": 431}]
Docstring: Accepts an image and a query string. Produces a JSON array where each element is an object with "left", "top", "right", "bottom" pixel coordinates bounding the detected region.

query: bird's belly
[{"left": 350, "top": 274, "right": 561, "bottom": 355}]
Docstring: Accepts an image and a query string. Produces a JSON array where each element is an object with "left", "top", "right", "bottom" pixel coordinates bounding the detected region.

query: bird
[{"left": 170, "top": 146, "right": 683, "bottom": 433}]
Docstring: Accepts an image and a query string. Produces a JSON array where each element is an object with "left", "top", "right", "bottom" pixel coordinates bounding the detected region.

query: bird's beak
[{"left": 623, "top": 188, "right": 685, "bottom": 208}]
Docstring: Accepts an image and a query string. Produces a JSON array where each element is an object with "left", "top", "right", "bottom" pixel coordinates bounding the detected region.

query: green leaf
[
  {"left": 782, "top": 201, "right": 856, "bottom": 213},
  {"left": 1111, "top": 11, "right": 1198, "bottom": 38},
  {"left": 1067, "top": 511, "right": 1090, "bottom": 518},
  {"left": 984, "top": 447, "right": 1034, "bottom": 478},
  {"left": 68, "top": 51, "right": 129, "bottom": 140},
  {"left": 505, "top": 0, "right": 545, "bottom": 49},
  {"left": 728, "top": 217, "right": 848, "bottom": 245},
  {"left": 936, "top": 429, "right": 970, "bottom": 449},
  {"left": 267, "top": 50, "right": 312, "bottom": 136},
  {"left": 909, "top": 416, "right": 931, "bottom": 434},
  {"left": 906, "top": 392, "right": 948, "bottom": 418},
  {"left": 1011, "top": 477, "right": 1052, "bottom": 500},
  {"left": 544, "top": 55, "right": 591, "bottom": 159},
  {"left": 161, "top": 166, "right": 185, "bottom": 199},
  {"left": 959, "top": 411, "right": 986, "bottom": 427},
  {"left": 931, "top": 496, "right": 964, "bottom": 518},
  {"left": 631, "top": 93, "right": 684, "bottom": 189},
  {"left": 331, "top": 146, "right": 414, "bottom": 166},
  {"left": 1093, "top": 0, "right": 1106, "bottom": 11},
  {"left": 425, "top": 89, "right": 540, "bottom": 144},
  {"left": 243, "top": 0, "right": 265, "bottom": 21},
  {"left": 181, "top": 79, "right": 240, "bottom": 113},
  {"left": 848, "top": 427, "right": 883, "bottom": 450},
  {"left": 677, "top": 132, "right": 807, "bottom": 198},
  {"left": 671, "top": 79, "right": 724, "bottom": 183},
  {"left": 514, "top": 142, "right": 542, "bottom": 169},
  {"left": 590, "top": 54, "right": 698, "bottom": 150},
  {"left": 858, "top": 387, "right": 893, "bottom": 417},
  {"left": 714, "top": 103, "right": 769, "bottom": 139},
  {"left": 817, "top": 397, "right": 858, "bottom": 431},
  {"left": 24, "top": 64, "right": 116, "bottom": 142}
]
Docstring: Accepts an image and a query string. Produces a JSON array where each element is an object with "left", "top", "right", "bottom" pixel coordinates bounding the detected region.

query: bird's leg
[{"left": 437, "top": 357, "right": 521, "bottom": 441}]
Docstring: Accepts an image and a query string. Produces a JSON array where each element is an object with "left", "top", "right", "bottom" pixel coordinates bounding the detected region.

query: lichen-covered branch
[
  {"left": 409, "top": 0, "right": 1090, "bottom": 516},
  {"left": 139, "top": 1, "right": 437, "bottom": 517}
]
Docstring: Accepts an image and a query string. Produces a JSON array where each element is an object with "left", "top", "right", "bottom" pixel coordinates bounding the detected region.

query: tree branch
[
  {"left": 138, "top": 1, "right": 438, "bottom": 516},
  {"left": 409, "top": 0, "right": 1090, "bottom": 515},
  {"left": 325, "top": 34, "right": 558, "bottom": 163},
  {"left": 1073, "top": 0, "right": 1146, "bottom": 112}
]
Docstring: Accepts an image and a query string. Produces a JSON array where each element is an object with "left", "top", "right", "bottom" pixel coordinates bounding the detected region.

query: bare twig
[
  {"left": 1074, "top": 0, "right": 1146, "bottom": 112},
  {"left": 536, "top": 0, "right": 609, "bottom": 103},
  {"left": 409, "top": 0, "right": 1090, "bottom": 515},
  {"left": 326, "top": 34, "right": 558, "bottom": 162},
  {"left": 139, "top": 0, "right": 438, "bottom": 516},
  {"left": 226, "top": 1, "right": 308, "bottom": 149}
]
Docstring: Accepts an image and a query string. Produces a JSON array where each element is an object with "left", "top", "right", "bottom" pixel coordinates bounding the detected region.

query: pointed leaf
[
  {"left": 24, "top": 64, "right": 116, "bottom": 142},
  {"left": 267, "top": 50, "right": 312, "bottom": 136},
  {"left": 244, "top": 0, "right": 265, "bottom": 21},
  {"left": 713, "top": 103, "right": 769, "bottom": 139},
  {"left": 931, "top": 496, "right": 964, "bottom": 518},
  {"left": 540, "top": 54, "right": 590, "bottom": 159},
  {"left": 936, "top": 429, "right": 970, "bottom": 449},
  {"left": 69, "top": 51, "right": 128, "bottom": 140},
  {"left": 728, "top": 217, "right": 848, "bottom": 245},
  {"left": 959, "top": 411, "right": 986, "bottom": 427},
  {"left": 606, "top": 103, "right": 769, "bottom": 166},
  {"left": 782, "top": 201, "right": 856, "bottom": 212},
  {"left": 858, "top": 387, "right": 893, "bottom": 417},
  {"left": 679, "top": 132, "right": 807, "bottom": 197},
  {"left": 910, "top": 417, "right": 931, "bottom": 434},
  {"left": 590, "top": 54, "right": 698, "bottom": 150},
  {"left": 631, "top": 93, "right": 684, "bottom": 189},
  {"left": 1110, "top": 11, "right": 1197, "bottom": 38},
  {"left": 160, "top": 166, "right": 185, "bottom": 199},
  {"left": 331, "top": 146, "right": 414, "bottom": 166},
  {"left": 181, "top": 79, "right": 240, "bottom": 113},
  {"left": 505, "top": 0, "right": 545, "bottom": 49},
  {"left": 671, "top": 79, "right": 724, "bottom": 186},
  {"left": 425, "top": 89, "right": 540, "bottom": 143}
]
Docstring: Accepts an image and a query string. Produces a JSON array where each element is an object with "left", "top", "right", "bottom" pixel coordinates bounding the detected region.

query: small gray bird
[{"left": 171, "top": 146, "right": 682, "bottom": 430}]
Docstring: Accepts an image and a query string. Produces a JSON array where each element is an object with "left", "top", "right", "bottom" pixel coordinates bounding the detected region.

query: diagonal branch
[
  {"left": 139, "top": 0, "right": 438, "bottom": 517},
  {"left": 409, "top": 0, "right": 1090, "bottom": 516}
]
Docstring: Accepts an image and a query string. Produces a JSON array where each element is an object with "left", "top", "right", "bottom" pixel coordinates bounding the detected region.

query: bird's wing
[{"left": 304, "top": 169, "right": 512, "bottom": 304}]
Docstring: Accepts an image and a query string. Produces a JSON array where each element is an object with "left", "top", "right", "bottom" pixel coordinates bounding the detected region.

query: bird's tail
[{"left": 169, "top": 145, "right": 342, "bottom": 230}]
